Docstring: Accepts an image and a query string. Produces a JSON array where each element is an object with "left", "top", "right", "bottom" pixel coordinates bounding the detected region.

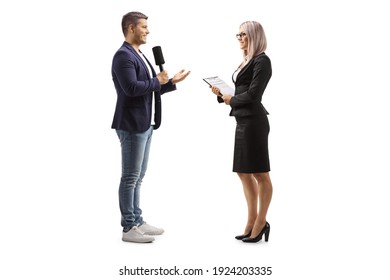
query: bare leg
[
  {"left": 251, "top": 172, "right": 273, "bottom": 237},
  {"left": 237, "top": 172, "right": 258, "bottom": 234}
]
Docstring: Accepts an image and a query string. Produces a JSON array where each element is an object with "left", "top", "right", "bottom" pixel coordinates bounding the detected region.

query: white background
[{"left": 1, "top": 0, "right": 390, "bottom": 279}]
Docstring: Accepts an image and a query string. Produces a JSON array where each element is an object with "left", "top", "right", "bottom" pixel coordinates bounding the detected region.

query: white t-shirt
[{"left": 139, "top": 51, "right": 155, "bottom": 125}]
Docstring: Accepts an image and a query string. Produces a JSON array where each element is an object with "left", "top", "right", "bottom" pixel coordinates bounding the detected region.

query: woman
[{"left": 210, "top": 21, "right": 273, "bottom": 243}]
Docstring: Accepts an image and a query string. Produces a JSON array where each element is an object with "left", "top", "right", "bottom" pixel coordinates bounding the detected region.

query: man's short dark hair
[{"left": 122, "top": 11, "right": 148, "bottom": 37}]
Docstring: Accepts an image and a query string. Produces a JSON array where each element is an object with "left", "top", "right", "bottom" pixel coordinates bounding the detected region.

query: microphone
[{"left": 152, "top": 46, "right": 165, "bottom": 72}]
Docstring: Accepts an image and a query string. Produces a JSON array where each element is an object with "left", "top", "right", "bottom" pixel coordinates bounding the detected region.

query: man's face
[{"left": 132, "top": 19, "right": 149, "bottom": 45}]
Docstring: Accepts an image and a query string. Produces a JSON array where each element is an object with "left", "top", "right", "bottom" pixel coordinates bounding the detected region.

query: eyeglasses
[{"left": 236, "top": 32, "right": 246, "bottom": 39}]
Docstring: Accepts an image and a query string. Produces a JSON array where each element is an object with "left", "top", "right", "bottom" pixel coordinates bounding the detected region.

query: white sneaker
[
  {"left": 139, "top": 222, "right": 164, "bottom": 235},
  {"left": 122, "top": 226, "right": 155, "bottom": 243}
]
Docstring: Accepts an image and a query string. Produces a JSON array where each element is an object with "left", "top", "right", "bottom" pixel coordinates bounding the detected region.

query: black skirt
[{"left": 233, "top": 114, "right": 270, "bottom": 173}]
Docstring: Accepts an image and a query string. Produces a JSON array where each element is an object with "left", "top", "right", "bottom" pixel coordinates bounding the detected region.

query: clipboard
[{"left": 203, "top": 76, "right": 234, "bottom": 96}]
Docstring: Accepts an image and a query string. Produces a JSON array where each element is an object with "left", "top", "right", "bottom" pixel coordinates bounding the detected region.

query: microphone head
[{"left": 152, "top": 46, "right": 165, "bottom": 65}]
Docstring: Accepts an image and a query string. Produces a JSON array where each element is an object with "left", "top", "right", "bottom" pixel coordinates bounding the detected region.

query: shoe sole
[
  {"left": 142, "top": 231, "right": 164, "bottom": 235},
  {"left": 122, "top": 238, "right": 155, "bottom": 243}
]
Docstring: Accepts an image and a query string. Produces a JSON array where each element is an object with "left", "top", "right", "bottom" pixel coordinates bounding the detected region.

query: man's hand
[
  {"left": 157, "top": 70, "right": 169, "bottom": 84},
  {"left": 172, "top": 69, "right": 191, "bottom": 84}
]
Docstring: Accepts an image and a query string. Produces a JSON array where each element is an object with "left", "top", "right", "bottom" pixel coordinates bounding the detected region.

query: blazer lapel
[
  {"left": 235, "top": 52, "right": 265, "bottom": 82},
  {"left": 123, "top": 42, "right": 154, "bottom": 79},
  {"left": 236, "top": 59, "right": 252, "bottom": 82},
  {"left": 139, "top": 51, "right": 157, "bottom": 78}
]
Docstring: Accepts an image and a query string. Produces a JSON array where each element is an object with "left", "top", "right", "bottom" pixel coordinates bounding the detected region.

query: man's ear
[{"left": 128, "top": 24, "right": 135, "bottom": 34}]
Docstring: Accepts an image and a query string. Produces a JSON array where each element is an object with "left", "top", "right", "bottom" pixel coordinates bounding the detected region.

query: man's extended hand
[{"left": 172, "top": 69, "right": 191, "bottom": 84}]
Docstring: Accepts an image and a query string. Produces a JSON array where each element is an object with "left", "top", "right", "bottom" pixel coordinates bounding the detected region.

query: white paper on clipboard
[{"left": 203, "top": 76, "right": 234, "bottom": 96}]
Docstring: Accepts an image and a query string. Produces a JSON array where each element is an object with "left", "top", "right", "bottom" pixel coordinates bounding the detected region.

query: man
[{"left": 111, "top": 11, "right": 190, "bottom": 243}]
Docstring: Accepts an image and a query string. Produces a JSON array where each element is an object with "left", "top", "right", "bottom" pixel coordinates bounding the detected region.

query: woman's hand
[
  {"left": 222, "top": 95, "right": 232, "bottom": 105},
  {"left": 210, "top": 85, "right": 232, "bottom": 104},
  {"left": 210, "top": 85, "right": 222, "bottom": 97}
]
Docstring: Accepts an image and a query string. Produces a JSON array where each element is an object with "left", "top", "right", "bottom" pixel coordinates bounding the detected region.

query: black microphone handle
[{"left": 159, "top": 64, "right": 164, "bottom": 72}]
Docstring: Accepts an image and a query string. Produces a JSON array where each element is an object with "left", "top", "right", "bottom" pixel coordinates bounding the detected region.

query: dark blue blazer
[{"left": 111, "top": 42, "right": 176, "bottom": 132}]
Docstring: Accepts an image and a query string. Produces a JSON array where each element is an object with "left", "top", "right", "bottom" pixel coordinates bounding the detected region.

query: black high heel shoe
[
  {"left": 242, "top": 222, "right": 270, "bottom": 243},
  {"left": 235, "top": 230, "right": 252, "bottom": 240}
]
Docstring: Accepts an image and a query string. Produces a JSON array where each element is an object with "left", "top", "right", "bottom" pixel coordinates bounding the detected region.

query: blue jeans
[{"left": 116, "top": 127, "right": 153, "bottom": 231}]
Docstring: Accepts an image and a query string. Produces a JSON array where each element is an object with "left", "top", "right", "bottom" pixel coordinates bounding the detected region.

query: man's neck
[{"left": 125, "top": 39, "right": 140, "bottom": 52}]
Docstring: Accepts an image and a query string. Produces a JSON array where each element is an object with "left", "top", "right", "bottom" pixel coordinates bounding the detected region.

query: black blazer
[
  {"left": 111, "top": 42, "right": 176, "bottom": 132},
  {"left": 219, "top": 53, "right": 272, "bottom": 117}
]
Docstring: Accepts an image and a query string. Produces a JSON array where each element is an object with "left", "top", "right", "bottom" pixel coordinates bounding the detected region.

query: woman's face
[{"left": 237, "top": 28, "right": 248, "bottom": 51}]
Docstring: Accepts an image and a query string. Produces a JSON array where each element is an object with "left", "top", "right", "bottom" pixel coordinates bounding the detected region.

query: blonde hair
[{"left": 239, "top": 21, "right": 267, "bottom": 61}]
